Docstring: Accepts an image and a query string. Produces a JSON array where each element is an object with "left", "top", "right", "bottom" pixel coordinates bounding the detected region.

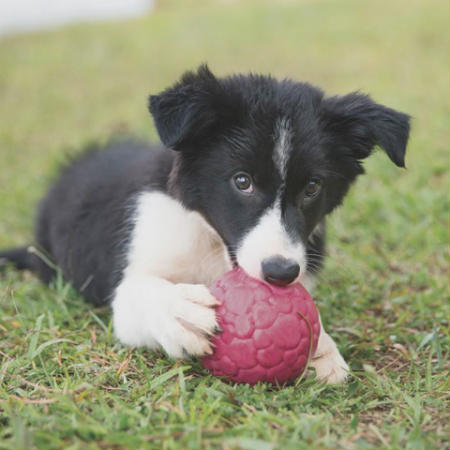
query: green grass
[{"left": 0, "top": 0, "right": 448, "bottom": 449}]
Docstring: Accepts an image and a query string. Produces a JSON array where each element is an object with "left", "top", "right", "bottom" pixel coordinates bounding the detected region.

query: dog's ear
[
  {"left": 321, "top": 92, "right": 410, "bottom": 167},
  {"left": 149, "top": 65, "right": 225, "bottom": 150}
]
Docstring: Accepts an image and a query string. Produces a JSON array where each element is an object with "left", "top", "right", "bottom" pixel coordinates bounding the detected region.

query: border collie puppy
[{"left": 0, "top": 65, "right": 410, "bottom": 383}]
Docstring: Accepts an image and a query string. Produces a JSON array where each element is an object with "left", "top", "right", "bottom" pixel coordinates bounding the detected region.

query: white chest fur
[{"left": 125, "top": 191, "right": 232, "bottom": 284}]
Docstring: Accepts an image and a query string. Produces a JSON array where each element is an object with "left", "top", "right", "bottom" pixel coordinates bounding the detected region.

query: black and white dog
[{"left": 0, "top": 66, "right": 410, "bottom": 383}]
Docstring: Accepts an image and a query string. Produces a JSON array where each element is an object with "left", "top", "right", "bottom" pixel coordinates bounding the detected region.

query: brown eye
[
  {"left": 304, "top": 179, "right": 322, "bottom": 198},
  {"left": 233, "top": 173, "right": 254, "bottom": 194}
]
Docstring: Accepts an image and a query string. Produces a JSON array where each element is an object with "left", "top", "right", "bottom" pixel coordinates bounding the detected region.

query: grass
[{"left": 0, "top": 0, "right": 448, "bottom": 449}]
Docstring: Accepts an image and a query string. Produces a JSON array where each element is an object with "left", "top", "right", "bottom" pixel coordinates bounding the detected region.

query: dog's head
[{"left": 149, "top": 65, "right": 410, "bottom": 286}]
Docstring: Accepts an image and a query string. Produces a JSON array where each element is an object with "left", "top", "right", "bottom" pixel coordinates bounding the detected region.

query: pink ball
[{"left": 202, "top": 268, "right": 320, "bottom": 385}]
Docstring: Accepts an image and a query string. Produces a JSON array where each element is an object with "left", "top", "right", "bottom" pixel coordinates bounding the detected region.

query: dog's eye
[
  {"left": 233, "top": 173, "right": 254, "bottom": 194},
  {"left": 304, "top": 179, "right": 322, "bottom": 199}
]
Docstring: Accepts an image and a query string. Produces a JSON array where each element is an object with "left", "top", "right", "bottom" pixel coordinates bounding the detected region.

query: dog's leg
[
  {"left": 112, "top": 273, "right": 219, "bottom": 358},
  {"left": 309, "top": 316, "right": 349, "bottom": 384}
]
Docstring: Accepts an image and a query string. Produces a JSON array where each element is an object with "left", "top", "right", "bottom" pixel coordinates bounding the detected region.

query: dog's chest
[{"left": 125, "top": 191, "right": 232, "bottom": 285}]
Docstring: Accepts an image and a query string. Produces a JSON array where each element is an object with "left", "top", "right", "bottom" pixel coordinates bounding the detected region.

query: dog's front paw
[
  {"left": 159, "top": 283, "right": 220, "bottom": 359},
  {"left": 310, "top": 348, "right": 349, "bottom": 384},
  {"left": 113, "top": 277, "right": 220, "bottom": 359}
]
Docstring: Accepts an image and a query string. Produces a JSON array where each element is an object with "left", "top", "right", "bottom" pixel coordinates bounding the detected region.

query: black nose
[{"left": 261, "top": 256, "right": 300, "bottom": 286}]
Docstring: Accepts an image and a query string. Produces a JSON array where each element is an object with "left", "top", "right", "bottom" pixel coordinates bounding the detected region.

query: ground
[{"left": 0, "top": 1, "right": 448, "bottom": 449}]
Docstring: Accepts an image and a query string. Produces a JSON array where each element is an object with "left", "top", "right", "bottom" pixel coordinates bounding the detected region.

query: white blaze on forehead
[
  {"left": 273, "top": 117, "right": 292, "bottom": 181},
  {"left": 236, "top": 200, "right": 307, "bottom": 282}
]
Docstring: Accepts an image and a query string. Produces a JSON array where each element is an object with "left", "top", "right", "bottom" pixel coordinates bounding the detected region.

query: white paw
[
  {"left": 311, "top": 349, "right": 349, "bottom": 384},
  {"left": 174, "top": 283, "right": 220, "bottom": 307},
  {"left": 113, "top": 277, "right": 219, "bottom": 360},
  {"left": 161, "top": 283, "right": 220, "bottom": 358}
]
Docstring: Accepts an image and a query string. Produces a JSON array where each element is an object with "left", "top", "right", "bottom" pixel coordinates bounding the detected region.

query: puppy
[{"left": 0, "top": 65, "right": 410, "bottom": 383}]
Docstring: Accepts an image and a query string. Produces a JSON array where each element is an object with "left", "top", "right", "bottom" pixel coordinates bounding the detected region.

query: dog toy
[{"left": 202, "top": 268, "right": 320, "bottom": 385}]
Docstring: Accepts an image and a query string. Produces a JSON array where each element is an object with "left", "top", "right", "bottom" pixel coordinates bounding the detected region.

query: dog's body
[{"left": 0, "top": 66, "right": 410, "bottom": 383}]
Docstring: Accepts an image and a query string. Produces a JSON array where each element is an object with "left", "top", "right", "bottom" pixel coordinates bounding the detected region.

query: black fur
[
  {"left": 0, "top": 65, "right": 410, "bottom": 305},
  {"left": 0, "top": 246, "right": 34, "bottom": 271}
]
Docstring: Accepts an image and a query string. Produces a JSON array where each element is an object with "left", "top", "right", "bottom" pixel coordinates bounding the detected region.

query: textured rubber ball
[{"left": 202, "top": 268, "right": 320, "bottom": 385}]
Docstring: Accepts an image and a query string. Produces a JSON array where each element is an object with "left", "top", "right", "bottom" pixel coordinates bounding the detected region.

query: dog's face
[{"left": 149, "top": 66, "right": 410, "bottom": 286}]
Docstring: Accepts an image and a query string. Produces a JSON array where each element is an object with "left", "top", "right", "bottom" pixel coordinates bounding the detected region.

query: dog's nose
[{"left": 261, "top": 256, "right": 300, "bottom": 287}]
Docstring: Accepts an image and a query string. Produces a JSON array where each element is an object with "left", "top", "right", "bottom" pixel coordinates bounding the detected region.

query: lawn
[{"left": 0, "top": 0, "right": 448, "bottom": 449}]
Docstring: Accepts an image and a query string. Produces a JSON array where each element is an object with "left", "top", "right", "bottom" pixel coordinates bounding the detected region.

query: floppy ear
[
  {"left": 321, "top": 92, "right": 410, "bottom": 167},
  {"left": 148, "top": 65, "right": 223, "bottom": 150}
]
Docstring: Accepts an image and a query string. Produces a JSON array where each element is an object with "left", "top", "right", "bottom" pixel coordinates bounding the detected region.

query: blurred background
[
  {"left": 0, "top": 0, "right": 154, "bottom": 36},
  {"left": 0, "top": 0, "right": 447, "bottom": 259}
]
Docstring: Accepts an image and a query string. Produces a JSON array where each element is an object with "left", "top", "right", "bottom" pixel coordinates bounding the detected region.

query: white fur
[
  {"left": 112, "top": 191, "right": 231, "bottom": 358},
  {"left": 236, "top": 201, "right": 307, "bottom": 283},
  {"left": 273, "top": 118, "right": 292, "bottom": 181},
  {"left": 125, "top": 191, "right": 230, "bottom": 284},
  {"left": 310, "top": 316, "right": 349, "bottom": 384}
]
